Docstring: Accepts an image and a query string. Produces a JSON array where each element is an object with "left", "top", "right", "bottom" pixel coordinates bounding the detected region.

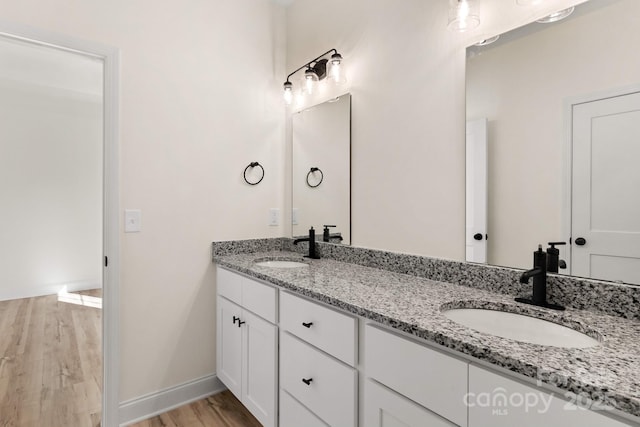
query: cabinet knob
[
  {"left": 232, "top": 316, "right": 240, "bottom": 324},
  {"left": 574, "top": 237, "right": 587, "bottom": 246},
  {"left": 302, "top": 378, "right": 313, "bottom": 385},
  {"left": 237, "top": 320, "right": 245, "bottom": 327},
  {"left": 302, "top": 322, "right": 313, "bottom": 328}
]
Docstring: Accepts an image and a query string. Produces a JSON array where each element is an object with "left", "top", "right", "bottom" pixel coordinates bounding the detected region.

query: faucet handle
[{"left": 548, "top": 241, "right": 566, "bottom": 248}]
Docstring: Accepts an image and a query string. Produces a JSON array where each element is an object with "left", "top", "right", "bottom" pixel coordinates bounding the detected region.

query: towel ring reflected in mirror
[
  {"left": 243, "top": 162, "right": 264, "bottom": 185},
  {"left": 306, "top": 167, "right": 323, "bottom": 188}
]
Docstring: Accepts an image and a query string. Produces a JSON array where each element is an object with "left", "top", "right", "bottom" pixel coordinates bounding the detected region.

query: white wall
[
  {"left": 285, "top": 0, "right": 586, "bottom": 260},
  {"left": 0, "top": 38, "right": 103, "bottom": 301},
  {"left": 0, "top": 0, "right": 285, "bottom": 402},
  {"left": 467, "top": 0, "right": 640, "bottom": 269}
]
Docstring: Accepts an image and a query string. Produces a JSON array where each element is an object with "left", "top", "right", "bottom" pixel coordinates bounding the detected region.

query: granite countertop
[{"left": 214, "top": 250, "right": 640, "bottom": 420}]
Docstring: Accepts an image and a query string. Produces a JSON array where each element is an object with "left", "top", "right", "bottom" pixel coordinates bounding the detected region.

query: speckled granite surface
[{"left": 212, "top": 242, "right": 640, "bottom": 421}]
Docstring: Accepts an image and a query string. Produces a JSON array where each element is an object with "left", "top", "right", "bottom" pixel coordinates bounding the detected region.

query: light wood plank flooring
[
  {"left": 129, "top": 391, "right": 262, "bottom": 427},
  {"left": 0, "top": 290, "right": 102, "bottom": 427}
]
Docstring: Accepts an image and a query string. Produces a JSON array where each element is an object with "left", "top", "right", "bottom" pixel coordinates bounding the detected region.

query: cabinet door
[
  {"left": 216, "top": 296, "right": 243, "bottom": 399},
  {"left": 364, "top": 379, "right": 459, "bottom": 427},
  {"left": 468, "top": 365, "right": 631, "bottom": 427},
  {"left": 242, "top": 310, "right": 278, "bottom": 427}
]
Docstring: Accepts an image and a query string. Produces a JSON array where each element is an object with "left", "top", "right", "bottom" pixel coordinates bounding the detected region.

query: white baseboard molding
[
  {"left": 0, "top": 281, "right": 102, "bottom": 302},
  {"left": 118, "top": 374, "right": 226, "bottom": 426}
]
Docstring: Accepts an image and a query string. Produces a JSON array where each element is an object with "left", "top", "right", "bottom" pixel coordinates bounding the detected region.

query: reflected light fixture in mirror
[
  {"left": 448, "top": 0, "right": 480, "bottom": 32},
  {"left": 536, "top": 7, "right": 575, "bottom": 23},
  {"left": 283, "top": 48, "right": 346, "bottom": 105}
]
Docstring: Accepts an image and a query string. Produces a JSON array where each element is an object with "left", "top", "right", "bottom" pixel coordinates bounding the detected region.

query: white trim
[
  {"left": 562, "top": 83, "right": 640, "bottom": 276},
  {"left": 0, "top": 21, "right": 121, "bottom": 427},
  {"left": 118, "top": 375, "right": 227, "bottom": 426}
]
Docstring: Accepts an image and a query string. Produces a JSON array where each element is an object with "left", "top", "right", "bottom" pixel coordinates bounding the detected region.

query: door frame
[
  {"left": 562, "top": 83, "right": 640, "bottom": 276},
  {"left": 0, "top": 21, "right": 120, "bottom": 426}
]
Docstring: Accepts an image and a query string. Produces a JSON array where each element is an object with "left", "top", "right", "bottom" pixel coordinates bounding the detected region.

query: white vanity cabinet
[
  {"left": 364, "top": 324, "right": 469, "bottom": 427},
  {"left": 279, "top": 291, "right": 358, "bottom": 427},
  {"left": 216, "top": 267, "right": 278, "bottom": 427},
  {"left": 468, "top": 364, "right": 633, "bottom": 427}
]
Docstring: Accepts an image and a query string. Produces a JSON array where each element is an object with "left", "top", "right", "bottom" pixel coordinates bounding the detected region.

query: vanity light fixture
[
  {"left": 448, "top": 0, "right": 480, "bottom": 32},
  {"left": 283, "top": 48, "right": 346, "bottom": 105},
  {"left": 536, "top": 6, "right": 574, "bottom": 23}
]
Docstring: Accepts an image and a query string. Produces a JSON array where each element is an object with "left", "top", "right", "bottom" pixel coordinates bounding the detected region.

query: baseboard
[
  {"left": 0, "top": 281, "right": 102, "bottom": 302},
  {"left": 118, "top": 374, "right": 226, "bottom": 426}
]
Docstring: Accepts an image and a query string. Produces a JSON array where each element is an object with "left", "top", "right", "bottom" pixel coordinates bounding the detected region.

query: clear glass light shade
[
  {"left": 283, "top": 82, "right": 293, "bottom": 105},
  {"left": 327, "top": 53, "right": 347, "bottom": 85},
  {"left": 448, "top": 0, "right": 480, "bottom": 32},
  {"left": 536, "top": 7, "right": 575, "bottom": 23},
  {"left": 303, "top": 68, "right": 318, "bottom": 95}
]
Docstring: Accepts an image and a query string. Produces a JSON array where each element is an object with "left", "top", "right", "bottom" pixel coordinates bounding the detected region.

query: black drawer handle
[
  {"left": 302, "top": 322, "right": 313, "bottom": 328},
  {"left": 302, "top": 378, "right": 313, "bottom": 385},
  {"left": 232, "top": 316, "right": 240, "bottom": 324},
  {"left": 237, "top": 320, "right": 245, "bottom": 327}
]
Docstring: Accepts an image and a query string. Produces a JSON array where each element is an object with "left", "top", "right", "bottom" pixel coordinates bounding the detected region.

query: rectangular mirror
[
  {"left": 466, "top": 0, "right": 640, "bottom": 285},
  {"left": 292, "top": 94, "right": 351, "bottom": 244}
]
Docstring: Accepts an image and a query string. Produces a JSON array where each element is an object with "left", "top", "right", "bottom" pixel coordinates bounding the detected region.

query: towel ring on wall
[
  {"left": 306, "top": 167, "right": 323, "bottom": 188},
  {"left": 243, "top": 162, "right": 264, "bottom": 185}
]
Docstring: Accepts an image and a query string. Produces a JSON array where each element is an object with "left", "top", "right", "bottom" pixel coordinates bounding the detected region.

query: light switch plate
[
  {"left": 268, "top": 208, "right": 280, "bottom": 226},
  {"left": 292, "top": 208, "right": 299, "bottom": 225},
  {"left": 125, "top": 209, "right": 141, "bottom": 233}
]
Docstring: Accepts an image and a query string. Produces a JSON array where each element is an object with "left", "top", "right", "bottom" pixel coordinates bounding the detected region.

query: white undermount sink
[
  {"left": 254, "top": 260, "right": 309, "bottom": 268},
  {"left": 443, "top": 308, "right": 600, "bottom": 348}
]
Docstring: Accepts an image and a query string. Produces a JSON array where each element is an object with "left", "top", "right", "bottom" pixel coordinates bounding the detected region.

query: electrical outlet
[
  {"left": 292, "top": 208, "right": 299, "bottom": 225},
  {"left": 268, "top": 208, "right": 280, "bottom": 226},
  {"left": 124, "top": 209, "right": 141, "bottom": 233}
]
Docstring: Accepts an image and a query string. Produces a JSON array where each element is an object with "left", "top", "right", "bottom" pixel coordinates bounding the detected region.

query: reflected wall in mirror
[
  {"left": 292, "top": 94, "right": 351, "bottom": 244},
  {"left": 466, "top": 0, "right": 640, "bottom": 285}
]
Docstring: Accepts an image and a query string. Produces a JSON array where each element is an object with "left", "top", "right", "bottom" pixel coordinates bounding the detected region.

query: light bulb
[
  {"left": 448, "top": 0, "right": 480, "bottom": 32},
  {"left": 283, "top": 81, "right": 293, "bottom": 105},
  {"left": 304, "top": 68, "right": 318, "bottom": 95},
  {"left": 328, "top": 53, "right": 346, "bottom": 85}
]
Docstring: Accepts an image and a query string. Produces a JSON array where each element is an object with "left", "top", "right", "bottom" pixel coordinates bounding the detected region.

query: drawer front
[
  {"left": 280, "top": 291, "right": 357, "bottom": 366},
  {"left": 280, "top": 390, "right": 329, "bottom": 427},
  {"left": 217, "top": 267, "right": 242, "bottom": 304},
  {"left": 280, "top": 332, "right": 357, "bottom": 427},
  {"left": 365, "top": 324, "right": 469, "bottom": 427},
  {"left": 242, "top": 276, "right": 277, "bottom": 323}
]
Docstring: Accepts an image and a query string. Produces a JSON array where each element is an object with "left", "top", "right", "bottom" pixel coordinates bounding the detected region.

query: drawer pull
[
  {"left": 302, "top": 322, "right": 313, "bottom": 328},
  {"left": 237, "top": 319, "right": 246, "bottom": 327},
  {"left": 232, "top": 316, "right": 240, "bottom": 324},
  {"left": 302, "top": 378, "right": 313, "bottom": 385}
]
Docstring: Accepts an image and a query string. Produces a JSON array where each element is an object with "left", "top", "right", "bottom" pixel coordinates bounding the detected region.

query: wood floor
[
  {"left": 129, "top": 391, "right": 262, "bottom": 427},
  {"left": 0, "top": 290, "right": 102, "bottom": 427}
]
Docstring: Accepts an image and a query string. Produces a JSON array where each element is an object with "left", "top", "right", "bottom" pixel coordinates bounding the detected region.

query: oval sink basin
[
  {"left": 443, "top": 308, "right": 600, "bottom": 348},
  {"left": 255, "top": 260, "right": 309, "bottom": 268}
]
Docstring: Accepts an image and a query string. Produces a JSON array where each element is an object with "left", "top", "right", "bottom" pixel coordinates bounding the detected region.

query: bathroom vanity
[{"left": 213, "top": 239, "right": 640, "bottom": 427}]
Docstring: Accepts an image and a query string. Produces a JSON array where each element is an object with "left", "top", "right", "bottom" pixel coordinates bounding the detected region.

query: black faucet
[
  {"left": 293, "top": 226, "right": 320, "bottom": 259},
  {"left": 322, "top": 225, "right": 344, "bottom": 242},
  {"left": 515, "top": 245, "right": 565, "bottom": 311}
]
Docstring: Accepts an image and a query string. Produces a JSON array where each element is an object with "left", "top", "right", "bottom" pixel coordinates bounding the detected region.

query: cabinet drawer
[
  {"left": 365, "top": 324, "right": 468, "bottom": 427},
  {"left": 280, "top": 332, "right": 357, "bottom": 427},
  {"left": 217, "top": 267, "right": 243, "bottom": 305},
  {"left": 280, "top": 291, "right": 357, "bottom": 366},
  {"left": 280, "top": 390, "right": 328, "bottom": 427},
  {"left": 242, "top": 276, "right": 277, "bottom": 323},
  {"left": 216, "top": 267, "right": 277, "bottom": 323}
]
